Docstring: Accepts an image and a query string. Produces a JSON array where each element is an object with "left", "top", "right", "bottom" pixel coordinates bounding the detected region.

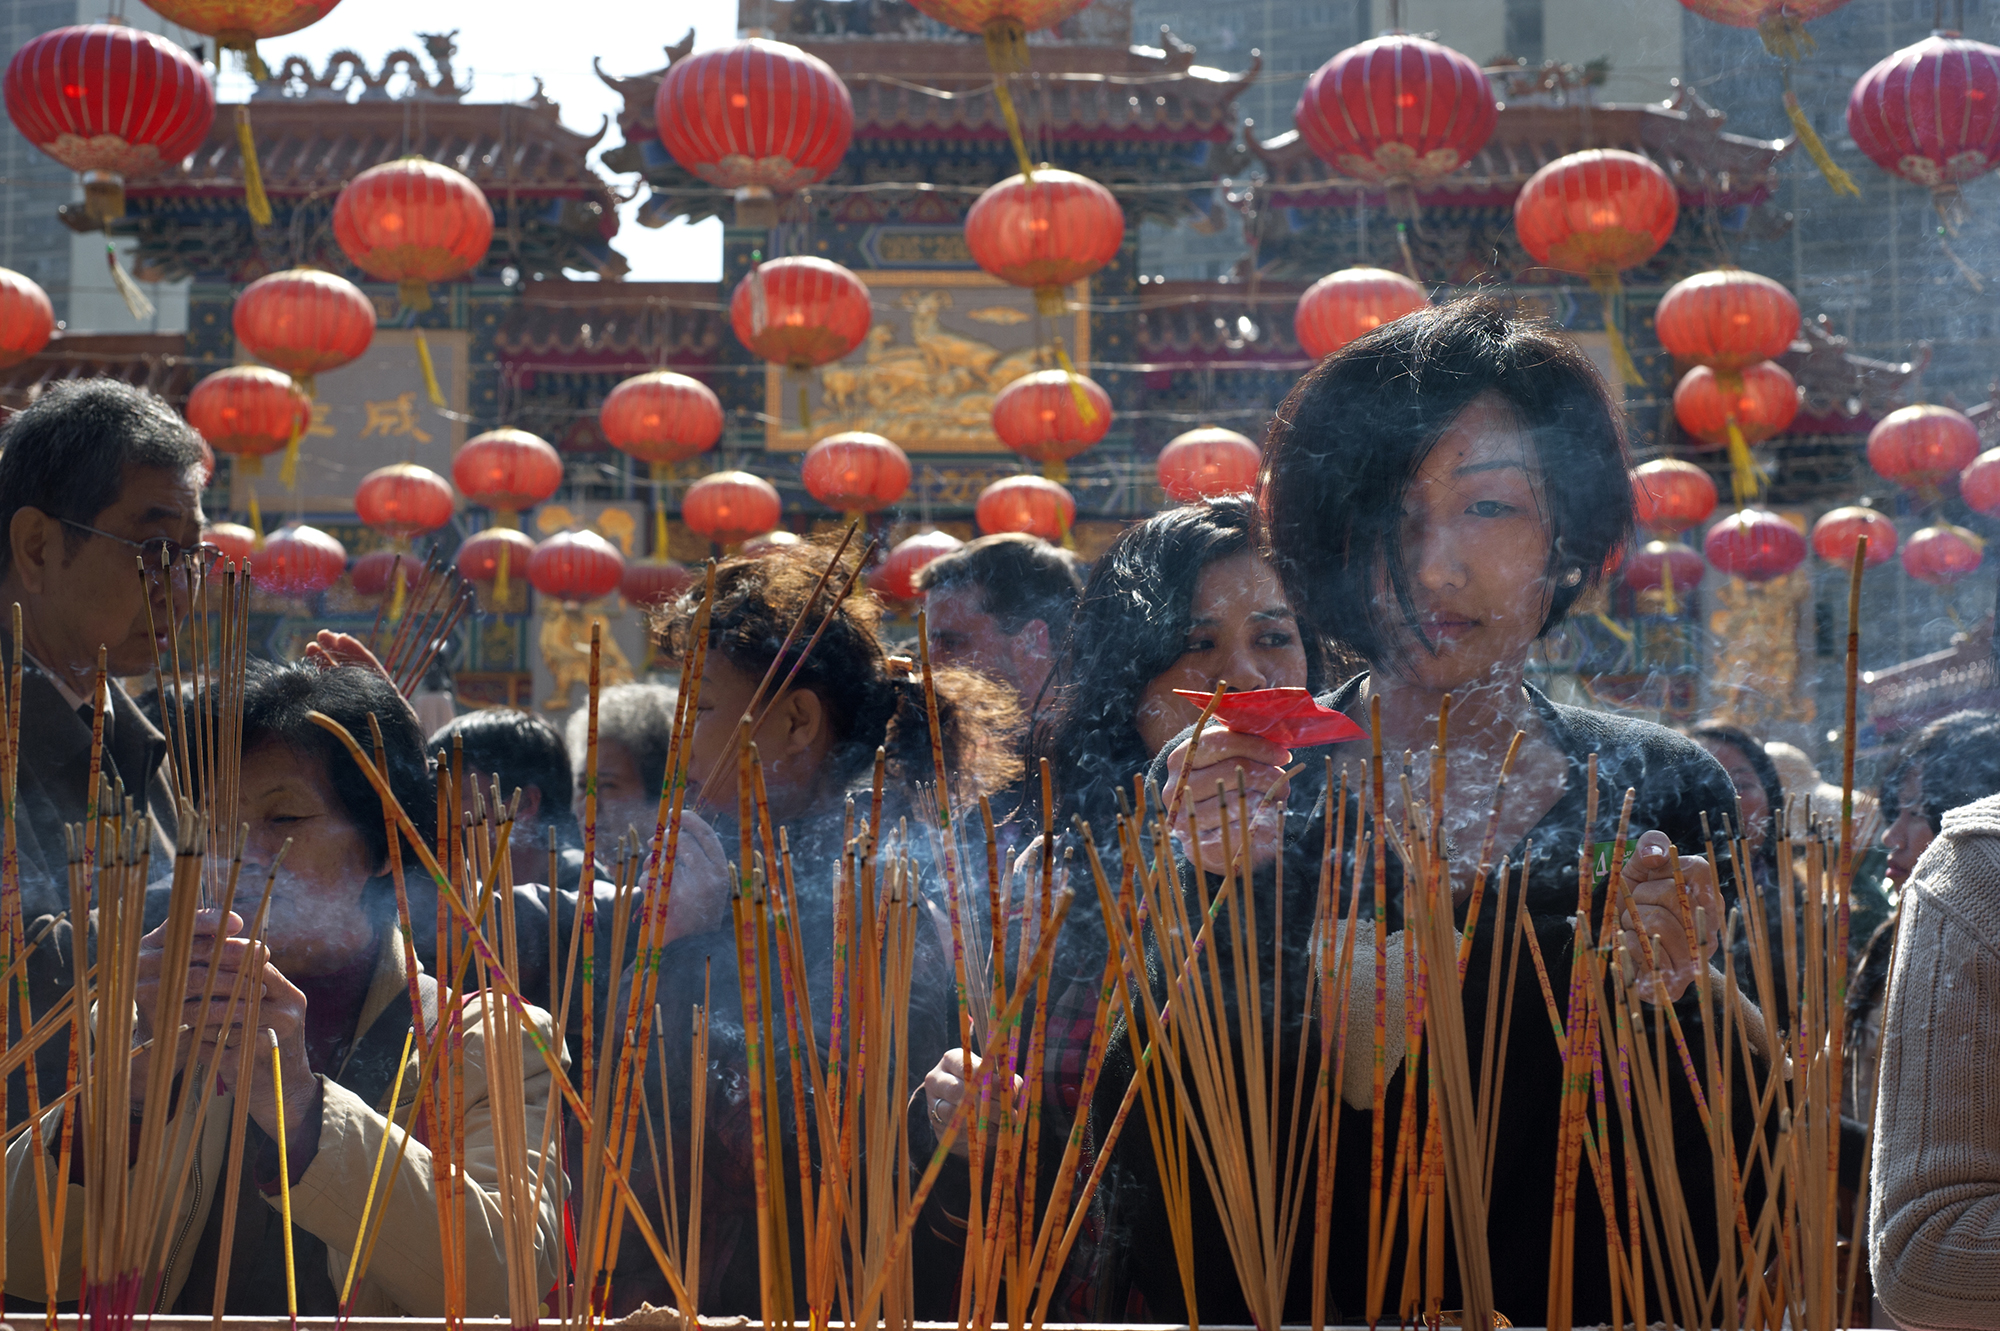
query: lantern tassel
[
  {"left": 981, "top": 20, "right": 1037, "bottom": 180},
  {"left": 1935, "top": 226, "right": 1987, "bottom": 293},
  {"left": 246, "top": 482, "right": 265, "bottom": 551},
  {"left": 1052, "top": 336, "right": 1097, "bottom": 425},
  {"left": 389, "top": 560, "right": 408, "bottom": 623},
  {"left": 1726, "top": 419, "right": 1759, "bottom": 508},
  {"left": 399, "top": 279, "right": 434, "bottom": 313},
  {"left": 235, "top": 106, "right": 275, "bottom": 227},
  {"left": 798, "top": 378, "right": 812, "bottom": 433},
  {"left": 651, "top": 462, "right": 673, "bottom": 557},
  {"left": 104, "top": 233, "right": 154, "bottom": 322},
  {"left": 1759, "top": 16, "right": 1814, "bottom": 61},
  {"left": 1784, "top": 92, "right": 1860, "bottom": 198},
  {"left": 415, "top": 328, "right": 447, "bottom": 408},
  {"left": 1587, "top": 274, "right": 1644, "bottom": 388},
  {"left": 496, "top": 540, "right": 512, "bottom": 606},
  {"left": 1660, "top": 547, "right": 1679, "bottom": 619},
  {"left": 279, "top": 413, "right": 304, "bottom": 491}
]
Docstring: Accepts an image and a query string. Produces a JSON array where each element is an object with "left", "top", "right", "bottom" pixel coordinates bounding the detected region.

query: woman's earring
[{"left": 1560, "top": 565, "right": 1584, "bottom": 587}]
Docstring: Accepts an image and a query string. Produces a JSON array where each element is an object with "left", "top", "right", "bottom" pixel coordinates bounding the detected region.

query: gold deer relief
[{"left": 539, "top": 606, "right": 635, "bottom": 712}]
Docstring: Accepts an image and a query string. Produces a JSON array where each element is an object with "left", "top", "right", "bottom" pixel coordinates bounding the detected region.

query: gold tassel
[
  {"left": 223, "top": 32, "right": 272, "bottom": 83},
  {"left": 279, "top": 414, "right": 304, "bottom": 490},
  {"left": 1594, "top": 610, "right": 1635, "bottom": 643},
  {"left": 1043, "top": 458, "right": 1069, "bottom": 483},
  {"left": 246, "top": 483, "right": 264, "bottom": 550},
  {"left": 1936, "top": 225, "right": 1988, "bottom": 293},
  {"left": 1759, "top": 15, "right": 1814, "bottom": 61},
  {"left": 1726, "top": 418, "right": 1759, "bottom": 507},
  {"left": 982, "top": 20, "right": 1037, "bottom": 180},
  {"left": 1785, "top": 92, "right": 1861, "bottom": 198},
  {"left": 104, "top": 235, "right": 154, "bottom": 322},
  {"left": 1588, "top": 274, "right": 1644, "bottom": 387},
  {"left": 1052, "top": 336, "right": 1097, "bottom": 425},
  {"left": 496, "top": 540, "right": 512, "bottom": 605},
  {"left": 1660, "top": 548, "right": 1679, "bottom": 618},
  {"left": 797, "top": 377, "right": 812, "bottom": 433},
  {"left": 415, "top": 328, "right": 447, "bottom": 407},
  {"left": 235, "top": 106, "right": 274, "bottom": 227},
  {"left": 1397, "top": 222, "right": 1421, "bottom": 282},
  {"left": 651, "top": 461, "right": 672, "bottom": 556},
  {"left": 389, "top": 560, "right": 408, "bottom": 622},
  {"left": 399, "top": 279, "right": 433, "bottom": 313}
]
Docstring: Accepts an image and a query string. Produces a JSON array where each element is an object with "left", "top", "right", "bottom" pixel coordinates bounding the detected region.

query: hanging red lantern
[
  {"left": 964, "top": 169, "right": 1125, "bottom": 316},
  {"left": 1157, "top": 427, "right": 1261, "bottom": 503},
  {"left": 1960, "top": 448, "right": 2000, "bottom": 515},
  {"left": 452, "top": 428, "right": 562, "bottom": 525},
  {"left": 136, "top": 1, "right": 343, "bottom": 67},
  {"left": 355, "top": 462, "right": 454, "bottom": 539},
  {"left": 184, "top": 365, "right": 313, "bottom": 479},
  {"left": 729, "top": 256, "right": 872, "bottom": 370},
  {"left": 1867, "top": 404, "right": 1981, "bottom": 492},
  {"left": 683, "top": 470, "right": 783, "bottom": 547},
  {"left": 802, "top": 431, "right": 911, "bottom": 517},
  {"left": 655, "top": 38, "right": 854, "bottom": 227},
  {"left": 1673, "top": 362, "right": 1800, "bottom": 447},
  {"left": 332, "top": 157, "right": 494, "bottom": 311},
  {"left": 3, "top": 24, "right": 215, "bottom": 222},
  {"left": 1293, "top": 267, "right": 1428, "bottom": 361},
  {"left": 205, "top": 522, "right": 257, "bottom": 564},
  {"left": 1705, "top": 509, "right": 1807, "bottom": 583},
  {"left": 349, "top": 549, "right": 408, "bottom": 597},
  {"left": 976, "top": 474, "right": 1075, "bottom": 542},
  {"left": 991, "top": 369, "right": 1112, "bottom": 481},
  {"left": 621, "top": 559, "right": 697, "bottom": 608},
  {"left": 528, "top": 530, "right": 626, "bottom": 603},
  {"left": 872, "top": 529, "right": 964, "bottom": 603},
  {"left": 1293, "top": 34, "right": 1498, "bottom": 187},
  {"left": 1902, "top": 523, "right": 1985, "bottom": 586},
  {"left": 1653, "top": 268, "right": 1801, "bottom": 371},
  {"left": 455, "top": 526, "right": 535, "bottom": 606},
  {"left": 1848, "top": 33, "right": 2000, "bottom": 211},
  {"left": 232, "top": 268, "right": 376, "bottom": 394},
  {"left": 1630, "top": 458, "right": 1718, "bottom": 536},
  {"left": 253, "top": 523, "right": 346, "bottom": 598},
  {"left": 1622, "top": 539, "right": 1707, "bottom": 601},
  {"left": 0, "top": 267, "right": 54, "bottom": 369},
  {"left": 599, "top": 371, "right": 724, "bottom": 467},
  {"left": 1677, "top": 0, "right": 1846, "bottom": 46},
  {"left": 741, "top": 530, "right": 803, "bottom": 558},
  {"left": 1810, "top": 506, "right": 1898, "bottom": 567}
]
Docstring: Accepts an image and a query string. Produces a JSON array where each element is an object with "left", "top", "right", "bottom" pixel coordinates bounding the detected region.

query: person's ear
[
  {"left": 767, "top": 687, "right": 825, "bottom": 759},
  {"left": 9, "top": 506, "right": 57, "bottom": 595},
  {"left": 515, "top": 783, "right": 544, "bottom": 827}
]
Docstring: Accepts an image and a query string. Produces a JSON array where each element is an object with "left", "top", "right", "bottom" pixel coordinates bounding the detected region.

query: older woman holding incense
[{"left": 4, "top": 661, "right": 566, "bottom": 1319}]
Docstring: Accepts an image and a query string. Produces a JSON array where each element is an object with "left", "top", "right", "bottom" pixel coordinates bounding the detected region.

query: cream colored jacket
[{"left": 3, "top": 927, "right": 567, "bottom": 1317}]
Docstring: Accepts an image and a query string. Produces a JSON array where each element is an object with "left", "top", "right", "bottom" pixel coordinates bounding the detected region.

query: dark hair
[
  {"left": 232, "top": 661, "right": 438, "bottom": 872},
  {"left": 913, "top": 532, "right": 1086, "bottom": 645},
  {"left": 1033, "top": 496, "right": 1327, "bottom": 829},
  {"left": 428, "top": 708, "right": 577, "bottom": 839},
  {"left": 656, "top": 537, "right": 1023, "bottom": 805},
  {"left": 1689, "top": 722, "right": 1786, "bottom": 882},
  {"left": 0, "top": 379, "right": 208, "bottom": 579},
  {"left": 1882, "top": 709, "right": 2000, "bottom": 833},
  {"left": 564, "top": 683, "right": 678, "bottom": 801},
  {"left": 1260, "top": 294, "right": 1632, "bottom": 671}
]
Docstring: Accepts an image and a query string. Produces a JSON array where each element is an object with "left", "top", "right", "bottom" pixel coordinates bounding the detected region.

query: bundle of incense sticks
[{"left": 367, "top": 547, "right": 476, "bottom": 696}]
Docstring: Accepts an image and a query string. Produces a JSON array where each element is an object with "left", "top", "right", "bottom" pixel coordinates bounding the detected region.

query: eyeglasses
[{"left": 60, "top": 519, "right": 222, "bottom": 577}]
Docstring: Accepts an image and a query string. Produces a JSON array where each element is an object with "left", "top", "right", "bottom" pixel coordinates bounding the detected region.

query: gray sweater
[{"left": 1870, "top": 791, "right": 2000, "bottom": 1328}]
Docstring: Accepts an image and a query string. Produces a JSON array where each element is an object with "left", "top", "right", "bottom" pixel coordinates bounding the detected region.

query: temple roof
[
  {"left": 0, "top": 335, "right": 191, "bottom": 414},
  {"left": 494, "top": 280, "right": 728, "bottom": 376}
]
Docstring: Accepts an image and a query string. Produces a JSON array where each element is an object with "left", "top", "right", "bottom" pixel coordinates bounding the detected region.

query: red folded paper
[{"left": 1172, "top": 686, "right": 1369, "bottom": 748}]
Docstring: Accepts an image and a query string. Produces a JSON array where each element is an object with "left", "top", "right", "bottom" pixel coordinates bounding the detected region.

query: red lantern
[
  {"left": 976, "top": 474, "right": 1074, "bottom": 542},
  {"left": 655, "top": 38, "right": 854, "bottom": 226},
  {"left": 872, "top": 529, "right": 964, "bottom": 603},
  {"left": 136, "top": 2, "right": 343, "bottom": 60},
  {"left": 1622, "top": 540, "right": 1707, "bottom": 598},
  {"left": 1704, "top": 509, "right": 1807, "bottom": 583},
  {"left": 991, "top": 369, "right": 1112, "bottom": 480},
  {"left": 600, "top": 371, "right": 724, "bottom": 467},
  {"left": 1867, "top": 404, "right": 1981, "bottom": 492},
  {"left": 1630, "top": 458, "right": 1718, "bottom": 535},
  {"left": 0, "top": 267, "right": 54, "bottom": 369},
  {"left": 1294, "top": 267, "right": 1428, "bottom": 361},
  {"left": 729, "top": 257, "right": 872, "bottom": 370},
  {"left": 1673, "top": 362, "right": 1799, "bottom": 448},
  {"left": 528, "top": 530, "right": 626, "bottom": 603},
  {"left": 621, "top": 559, "right": 697, "bottom": 608},
  {"left": 1848, "top": 34, "right": 2000, "bottom": 198},
  {"left": 3, "top": 24, "right": 215, "bottom": 221},
  {"left": 1811, "top": 506, "right": 1898, "bottom": 567},
  {"left": 349, "top": 549, "right": 408, "bottom": 597},
  {"left": 205, "top": 522, "right": 257, "bottom": 564},
  {"left": 900, "top": 0, "right": 1089, "bottom": 37},
  {"left": 232, "top": 268, "right": 376, "bottom": 391},
  {"left": 455, "top": 527, "right": 535, "bottom": 600},
  {"left": 1960, "top": 448, "right": 2000, "bottom": 515},
  {"left": 1902, "top": 524, "right": 1985, "bottom": 586},
  {"left": 453, "top": 428, "right": 563, "bottom": 523},
  {"left": 1293, "top": 34, "right": 1498, "bottom": 187},
  {"left": 1514, "top": 149, "right": 1679, "bottom": 277},
  {"left": 802, "top": 432, "right": 911, "bottom": 516},
  {"left": 253, "top": 523, "right": 346, "bottom": 598},
  {"left": 332, "top": 157, "right": 494, "bottom": 311},
  {"left": 1653, "top": 268, "right": 1801, "bottom": 371},
  {"left": 964, "top": 169, "right": 1125, "bottom": 316},
  {"left": 683, "top": 470, "right": 783, "bottom": 547},
  {"left": 1157, "top": 427, "right": 1261, "bottom": 503},
  {"left": 184, "top": 365, "right": 313, "bottom": 470},
  {"left": 741, "top": 530, "right": 803, "bottom": 558},
  {"left": 355, "top": 462, "right": 454, "bottom": 539}
]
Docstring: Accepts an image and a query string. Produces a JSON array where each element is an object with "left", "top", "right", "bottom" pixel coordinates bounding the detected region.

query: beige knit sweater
[{"left": 1869, "top": 792, "right": 2000, "bottom": 1330}]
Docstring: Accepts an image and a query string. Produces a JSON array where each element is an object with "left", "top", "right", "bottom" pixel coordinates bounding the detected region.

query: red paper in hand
[{"left": 1172, "top": 687, "right": 1370, "bottom": 749}]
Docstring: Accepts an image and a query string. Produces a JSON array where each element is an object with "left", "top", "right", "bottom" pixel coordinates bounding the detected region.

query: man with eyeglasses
[{"left": 0, "top": 378, "right": 209, "bottom": 1124}]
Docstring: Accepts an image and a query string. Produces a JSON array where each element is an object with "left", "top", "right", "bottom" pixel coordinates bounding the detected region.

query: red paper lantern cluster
[
  {"left": 1674, "top": 362, "right": 1800, "bottom": 449},
  {"left": 802, "top": 432, "right": 911, "bottom": 515},
  {"left": 730, "top": 256, "right": 872, "bottom": 371},
  {"left": 333, "top": 157, "right": 494, "bottom": 310},
  {"left": 964, "top": 169, "right": 1125, "bottom": 316},
  {"left": 1157, "top": 427, "right": 1261, "bottom": 503},
  {"left": 1654, "top": 268, "right": 1801, "bottom": 371},
  {"left": 0, "top": 268, "right": 54, "bottom": 370},
  {"left": 453, "top": 428, "right": 563, "bottom": 522},
  {"left": 1293, "top": 34, "right": 1498, "bottom": 186},
  {"left": 682, "top": 471, "right": 782, "bottom": 546},
  {"left": 1514, "top": 149, "right": 1678, "bottom": 277},
  {"left": 1293, "top": 267, "right": 1428, "bottom": 361},
  {"left": 528, "top": 530, "right": 626, "bottom": 603},
  {"left": 1903, "top": 524, "right": 1985, "bottom": 586},
  {"left": 355, "top": 463, "right": 454, "bottom": 539},
  {"left": 1630, "top": 458, "right": 1719, "bottom": 536},
  {"left": 1705, "top": 509, "right": 1806, "bottom": 583},
  {"left": 4, "top": 24, "right": 215, "bottom": 221},
  {"left": 1810, "top": 506, "right": 1898, "bottom": 567},
  {"left": 253, "top": 523, "right": 346, "bottom": 598},
  {"left": 872, "top": 529, "right": 964, "bottom": 603},
  {"left": 622, "top": 560, "right": 698, "bottom": 608},
  {"left": 233, "top": 268, "right": 376, "bottom": 391},
  {"left": 655, "top": 38, "right": 853, "bottom": 225},
  {"left": 599, "top": 371, "right": 724, "bottom": 468},
  {"left": 1868, "top": 404, "right": 1981, "bottom": 492},
  {"left": 991, "top": 369, "right": 1112, "bottom": 479},
  {"left": 1849, "top": 34, "right": 2000, "bottom": 197},
  {"left": 976, "top": 474, "right": 1074, "bottom": 542},
  {"left": 185, "top": 366, "right": 313, "bottom": 468}
]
